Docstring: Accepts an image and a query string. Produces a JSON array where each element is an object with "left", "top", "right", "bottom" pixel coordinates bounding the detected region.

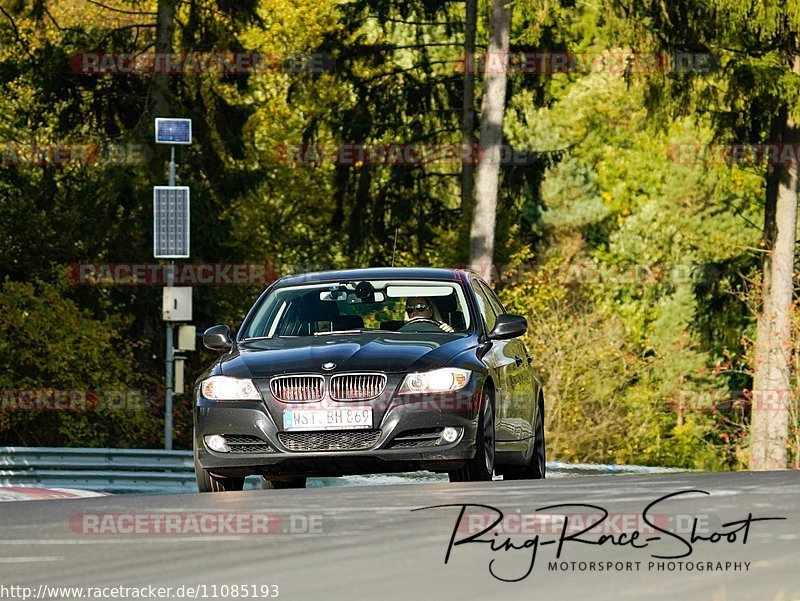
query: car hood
[{"left": 219, "top": 333, "right": 477, "bottom": 377}]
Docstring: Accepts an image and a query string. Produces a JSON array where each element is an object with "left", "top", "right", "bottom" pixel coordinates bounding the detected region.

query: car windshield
[{"left": 241, "top": 279, "right": 471, "bottom": 338}]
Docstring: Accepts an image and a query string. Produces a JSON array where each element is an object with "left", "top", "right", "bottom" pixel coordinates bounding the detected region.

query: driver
[{"left": 404, "top": 296, "right": 455, "bottom": 333}]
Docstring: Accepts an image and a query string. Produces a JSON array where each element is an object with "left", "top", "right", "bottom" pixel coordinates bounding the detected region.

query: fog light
[
  {"left": 205, "top": 435, "right": 229, "bottom": 453},
  {"left": 442, "top": 427, "right": 460, "bottom": 443}
]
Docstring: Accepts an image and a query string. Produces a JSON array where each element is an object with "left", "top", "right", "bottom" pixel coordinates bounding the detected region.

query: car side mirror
[
  {"left": 488, "top": 314, "right": 527, "bottom": 340},
  {"left": 203, "top": 325, "right": 233, "bottom": 351}
]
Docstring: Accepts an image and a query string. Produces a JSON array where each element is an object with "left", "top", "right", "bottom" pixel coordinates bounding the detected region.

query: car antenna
[{"left": 391, "top": 228, "right": 398, "bottom": 267}]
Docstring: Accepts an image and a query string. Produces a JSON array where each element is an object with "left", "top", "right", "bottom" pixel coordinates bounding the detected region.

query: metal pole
[
  {"left": 165, "top": 145, "right": 176, "bottom": 450},
  {"left": 165, "top": 320, "right": 174, "bottom": 450}
]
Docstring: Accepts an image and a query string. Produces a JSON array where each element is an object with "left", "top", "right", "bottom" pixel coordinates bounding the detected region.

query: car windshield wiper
[
  {"left": 242, "top": 336, "right": 307, "bottom": 341},
  {"left": 313, "top": 329, "right": 370, "bottom": 336}
]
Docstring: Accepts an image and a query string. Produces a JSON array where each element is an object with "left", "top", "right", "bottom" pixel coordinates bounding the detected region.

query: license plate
[{"left": 283, "top": 408, "right": 373, "bottom": 431}]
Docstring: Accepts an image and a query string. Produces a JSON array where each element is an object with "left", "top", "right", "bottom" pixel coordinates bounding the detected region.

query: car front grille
[
  {"left": 222, "top": 434, "right": 273, "bottom": 454},
  {"left": 277, "top": 430, "right": 381, "bottom": 452},
  {"left": 329, "top": 373, "right": 386, "bottom": 400},
  {"left": 270, "top": 375, "right": 325, "bottom": 402}
]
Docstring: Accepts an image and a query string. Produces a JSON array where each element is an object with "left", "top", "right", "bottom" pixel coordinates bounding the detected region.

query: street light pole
[{"left": 165, "top": 146, "right": 176, "bottom": 450}]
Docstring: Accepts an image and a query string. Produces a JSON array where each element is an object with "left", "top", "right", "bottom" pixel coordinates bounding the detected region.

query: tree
[
  {"left": 460, "top": 0, "right": 477, "bottom": 214},
  {"left": 468, "top": 0, "right": 513, "bottom": 282},
  {"left": 612, "top": 0, "right": 800, "bottom": 470},
  {"left": 752, "top": 91, "right": 798, "bottom": 470},
  {"left": 501, "top": 61, "right": 759, "bottom": 469},
  {"left": 0, "top": 0, "right": 316, "bottom": 447},
  {"left": 151, "top": 0, "right": 177, "bottom": 117}
]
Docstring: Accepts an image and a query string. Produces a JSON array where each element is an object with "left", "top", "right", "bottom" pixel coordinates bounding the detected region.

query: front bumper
[{"left": 194, "top": 374, "right": 482, "bottom": 478}]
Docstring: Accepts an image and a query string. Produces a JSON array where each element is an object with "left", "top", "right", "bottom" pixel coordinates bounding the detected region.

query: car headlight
[
  {"left": 398, "top": 368, "right": 471, "bottom": 395},
  {"left": 201, "top": 376, "right": 262, "bottom": 401}
]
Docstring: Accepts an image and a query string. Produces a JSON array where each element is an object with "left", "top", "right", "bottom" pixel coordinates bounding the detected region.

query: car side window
[
  {"left": 470, "top": 279, "right": 497, "bottom": 331},
  {"left": 479, "top": 281, "right": 505, "bottom": 317}
]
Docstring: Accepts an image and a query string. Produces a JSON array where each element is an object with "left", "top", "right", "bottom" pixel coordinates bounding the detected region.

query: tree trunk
[
  {"left": 467, "top": 0, "right": 512, "bottom": 283},
  {"left": 460, "top": 0, "right": 477, "bottom": 215},
  {"left": 151, "top": 0, "right": 177, "bottom": 117},
  {"left": 750, "top": 96, "right": 798, "bottom": 470}
]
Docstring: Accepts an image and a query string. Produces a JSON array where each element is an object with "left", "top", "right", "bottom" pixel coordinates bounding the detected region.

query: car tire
[
  {"left": 449, "top": 389, "right": 495, "bottom": 482},
  {"left": 195, "top": 457, "right": 245, "bottom": 493},
  {"left": 504, "top": 394, "right": 546, "bottom": 480},
  {"left": 261, "top": 477, "right": 307, "bottom": 490}
]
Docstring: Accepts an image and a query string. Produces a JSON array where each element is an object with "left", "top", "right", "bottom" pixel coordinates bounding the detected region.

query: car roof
[{"left": 274, "top": 267, "right": 468, "bottom": 288}]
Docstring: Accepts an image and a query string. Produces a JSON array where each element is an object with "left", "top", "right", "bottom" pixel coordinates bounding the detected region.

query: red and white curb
[{"left": 0, "top": 487, "right": 108, "bottom": 502}]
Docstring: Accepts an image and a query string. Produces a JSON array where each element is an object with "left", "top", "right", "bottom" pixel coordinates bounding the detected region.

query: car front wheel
[
  {"left": 195, "top": 457, "right": 245, "bottom": 492},
  {"left": 504, "top": 394, "right": 546, "bottom": 480},
  {"left": 449, "top": 390, "right": 495, "bottom": 482}
]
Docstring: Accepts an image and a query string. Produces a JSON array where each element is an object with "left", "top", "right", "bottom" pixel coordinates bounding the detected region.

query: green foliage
[
  {"left": 498, "top": 53, "right": 766, "bottom": 468},
  {"left": 0, "top": 278, "right": 160, "bottom": 446},
  {"left": 0, "top": 0, "right": 782, "bottom": 470}
]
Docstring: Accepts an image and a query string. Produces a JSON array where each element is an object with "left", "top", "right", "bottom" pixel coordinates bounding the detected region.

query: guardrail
[
  {"left": 547, "top": 461, "right": 690, "bottom": 475},
  {"left": 0, "top": 448, "right": 688, "bottom": 495},
  {"left": 0, "top": 447, "right": 196, "bottom": 494}
]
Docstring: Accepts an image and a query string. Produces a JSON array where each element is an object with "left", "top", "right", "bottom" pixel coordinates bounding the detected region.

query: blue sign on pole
[{"left": 155, "top": 118, "right": 192, "bottom": 145}]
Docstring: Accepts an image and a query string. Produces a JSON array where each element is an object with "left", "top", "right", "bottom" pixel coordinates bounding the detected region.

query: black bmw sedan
[{"left": 194, "top": 267, "right": 545, "bottom": 491}]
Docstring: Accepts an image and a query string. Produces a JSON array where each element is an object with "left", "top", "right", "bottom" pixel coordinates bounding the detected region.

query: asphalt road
[{"left": 0, "top": 471, "right": 797, "bottom": 601}]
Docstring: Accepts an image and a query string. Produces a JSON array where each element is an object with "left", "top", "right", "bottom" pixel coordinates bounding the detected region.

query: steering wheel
[{"left": 399, "top": 318, "right": 443, "bottom": 332}]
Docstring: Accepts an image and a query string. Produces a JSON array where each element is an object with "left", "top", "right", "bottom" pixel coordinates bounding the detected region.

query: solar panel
[
  {"left": 153, "top": 186, "right": 190, "bottom": 258},
  {"left": 155, "top": 118, "right": 192, "bottom": 144}
]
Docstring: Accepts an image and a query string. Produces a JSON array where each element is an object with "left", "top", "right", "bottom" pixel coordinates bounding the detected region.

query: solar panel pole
[
  {"left": 164, "top": 146, "right": 176, "bottom": 450},
  {"left": 155, "top": 118, "right": 192, "bottom": 451}
]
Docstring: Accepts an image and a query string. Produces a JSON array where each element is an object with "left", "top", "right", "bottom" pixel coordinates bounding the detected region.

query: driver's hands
[{"left": 438, "top": 322, "right": 455, "bottom": 333}]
